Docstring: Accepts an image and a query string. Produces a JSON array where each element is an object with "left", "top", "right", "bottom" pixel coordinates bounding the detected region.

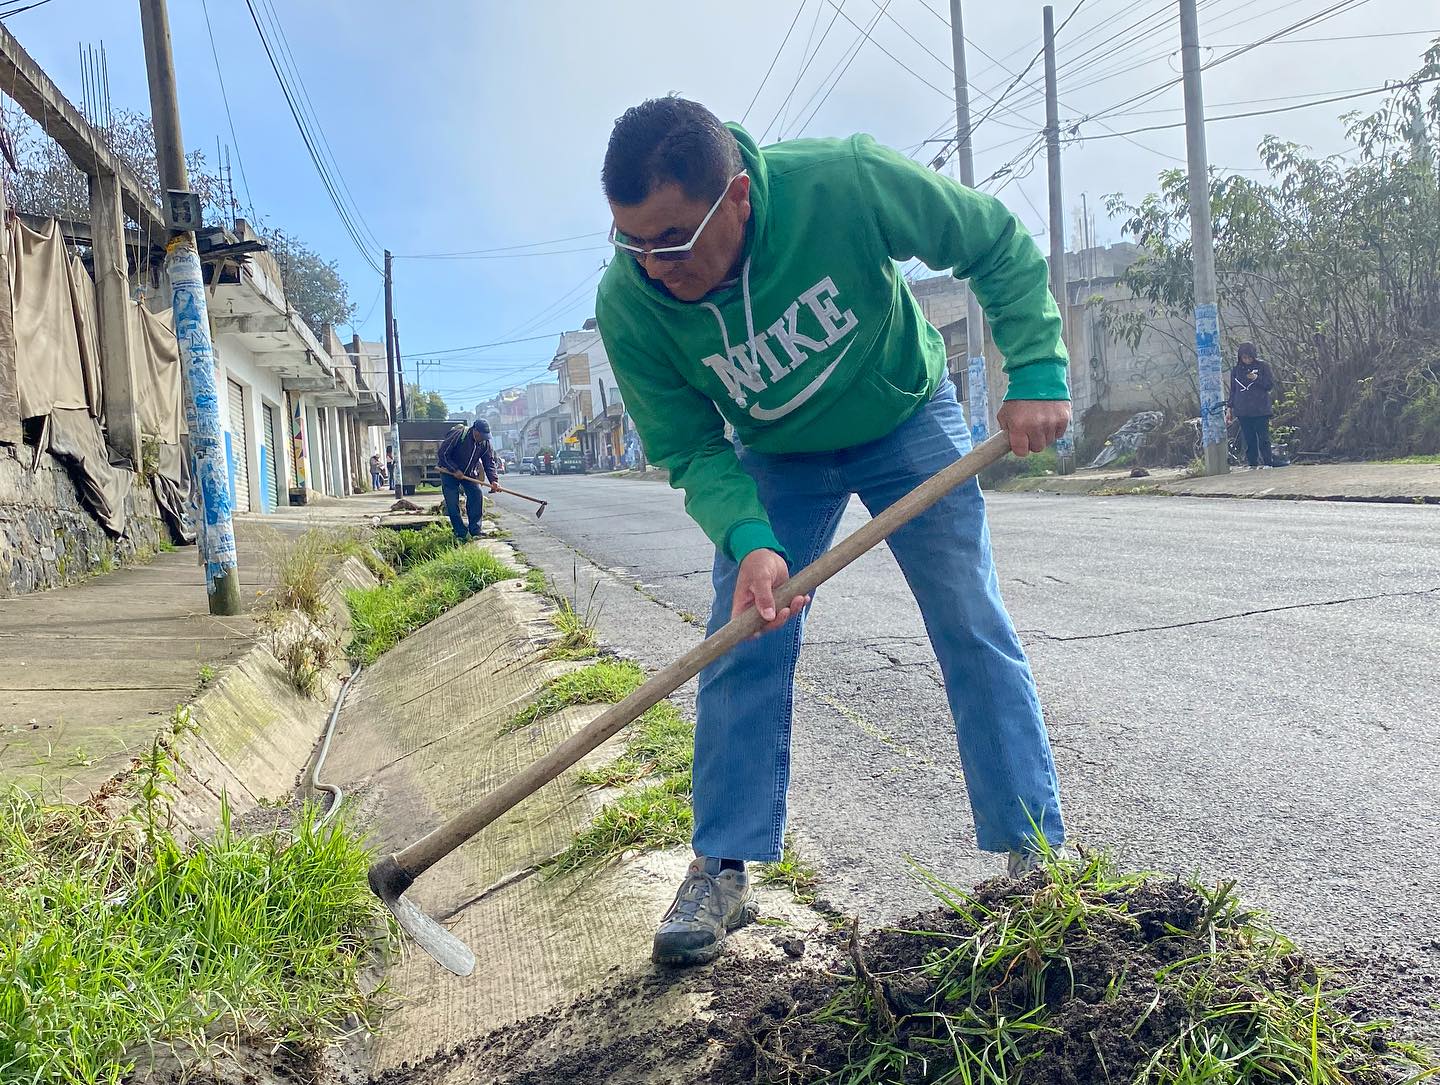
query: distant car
[
  {"left": 519, "top": 457, "right": 536, "bottom": 474},
  {"left": 555, "top": 449, "right": 586, "bottom": 474}
]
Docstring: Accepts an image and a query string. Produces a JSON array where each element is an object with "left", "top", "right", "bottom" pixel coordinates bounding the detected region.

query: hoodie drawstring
[{"left": 700, "top": 256, "right": 757, "bottom": 409}]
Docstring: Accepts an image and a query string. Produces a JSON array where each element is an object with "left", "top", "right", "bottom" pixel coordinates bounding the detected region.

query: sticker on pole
[{"left": 165, "top": 190, "right": 203, "bottom": 232}]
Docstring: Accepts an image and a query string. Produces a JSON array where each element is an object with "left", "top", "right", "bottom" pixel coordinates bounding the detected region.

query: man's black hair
[{"left": 602, "top": 96, "right": 742, "bottom": 206}]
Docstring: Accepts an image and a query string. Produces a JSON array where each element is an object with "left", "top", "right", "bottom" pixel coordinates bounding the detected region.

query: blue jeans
[
  {"left": 440, "top": 474, "right": 483, "bottom": 538},
  {"left": 692, "top": 379, "right": 1064, "bottom": 861}
]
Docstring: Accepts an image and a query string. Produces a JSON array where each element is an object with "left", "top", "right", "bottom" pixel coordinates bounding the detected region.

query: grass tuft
[
  {"left": 500, "top": 659, "right": 644, "bottom": 734},
  {"left": 372, "top": 521, "right": 460, "bottom": 572},
  {"left": 0, "top": 789, "right": 389, "bottom": 1081},
  {"left": 346, "top": 546, "right": 519, "bottom": 664},
  {"left": 576, "top": 700, "right": 692, "bottom": 788},
  {"left": 544, "top": 773, "right": 693, "bottom": 879},
  {"left": 758, "top": 833, "right": 822, "bottom": 904}
]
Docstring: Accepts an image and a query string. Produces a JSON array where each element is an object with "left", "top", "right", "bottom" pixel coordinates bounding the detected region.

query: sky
[{"left": 4, "top": 0, "right": 1435, "bottom": 411}]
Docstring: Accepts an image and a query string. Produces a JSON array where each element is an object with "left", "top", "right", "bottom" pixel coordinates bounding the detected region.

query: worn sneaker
[
  {"left": 1007, "top": 849, "right": 1043, "bottom": 878},
  {"left": 652, "top": 857, "right": 757, "bottom": 966}
]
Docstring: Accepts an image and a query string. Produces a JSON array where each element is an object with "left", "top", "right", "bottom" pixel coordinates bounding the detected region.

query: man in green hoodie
[{"left": 595, "top": 97, "right": 1068, "bottom": 967}]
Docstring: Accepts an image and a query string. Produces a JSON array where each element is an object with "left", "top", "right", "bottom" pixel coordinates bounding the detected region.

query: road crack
[{"left": 1019, "top": 585, "right": 1439, "bottom": 642}]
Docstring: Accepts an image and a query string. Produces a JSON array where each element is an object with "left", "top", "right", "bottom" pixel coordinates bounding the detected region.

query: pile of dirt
[{"left": 368, "top": 863, "right": 1435, "bottom": 1085}]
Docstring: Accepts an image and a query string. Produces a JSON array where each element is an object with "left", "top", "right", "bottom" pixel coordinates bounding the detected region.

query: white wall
[{"left": 215, "top": 333, "right": 293, "bottom": 511}]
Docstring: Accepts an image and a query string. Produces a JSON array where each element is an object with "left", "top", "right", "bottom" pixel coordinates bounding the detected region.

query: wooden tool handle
[
  {"left": 497, "top": 485, "right": 545, "bottom": 505},
  {"left": 390, "top": 431, "right": 1011, "bottom": 881}
]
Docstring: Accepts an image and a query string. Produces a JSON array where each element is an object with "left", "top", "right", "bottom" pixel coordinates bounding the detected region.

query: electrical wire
[
  {"left": 199, "top": 0, "right": 255, "bottom": 218},
  {"left": 1068, "top": 74, "right": 1440, "bottom": 140},
  {"left": 242, "top": 0, "right": 382, "bottom": 274},
  {"left": 759, "top": 0, "right": 849, "bottom": 141},
  {"left": 742, "top": 0, "right": 812, "bottom": 124},
  {"left": 395, "top": 231, "right": 607, "bottom": 260},
  {"left": 790, "top": 0, "right": 896, "bottom": 137},
  {"left": 0, "top": 0, "right": 57, "bottom": 18},
  {"left": 256, "top": 0, "right": 383, "bottom": 253}
]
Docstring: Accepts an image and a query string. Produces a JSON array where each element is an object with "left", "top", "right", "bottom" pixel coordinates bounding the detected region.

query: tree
[
  {"left": 404, "top": 383, "right": 448, "bottom": 420},
  {"left": 1103, "top": 42, "right": 1440, "bottom": 459},
  {"left": 2, "top": 106, "right": 354, "bottom": 335}
]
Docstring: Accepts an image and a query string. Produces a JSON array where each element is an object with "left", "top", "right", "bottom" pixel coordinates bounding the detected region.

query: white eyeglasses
[{"left": 608, "top": 171, "right": 747, "bottom": 263}]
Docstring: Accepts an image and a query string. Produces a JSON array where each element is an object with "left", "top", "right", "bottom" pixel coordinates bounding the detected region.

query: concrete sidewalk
[
  {"left": 1004, "top": 461, "right": 1440, "bottom": 502},
  {"left": 0, "top": 496, "right": 399, "bottom": 802}
]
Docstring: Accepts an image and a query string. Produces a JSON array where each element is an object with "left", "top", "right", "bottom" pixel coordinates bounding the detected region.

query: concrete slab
[{"left": 321, "top": 551, "right": 817, "bottom": 1073}]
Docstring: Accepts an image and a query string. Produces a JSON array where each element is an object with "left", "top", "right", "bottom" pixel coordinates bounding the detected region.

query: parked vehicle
[
  {"left": 555, "top": 449, "right": 586, "bottom": 474},
  {"left": 519, "top": 457, "right": 536, "bottom": 474}
]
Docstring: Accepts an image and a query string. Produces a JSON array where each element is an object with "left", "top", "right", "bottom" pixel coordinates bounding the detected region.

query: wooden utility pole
[
  {"left": 1180, "top": 0, "right": 1228, "bottom": 475},
  {"left": 947, "top": 0, "right": 991, "bottom": 442},
  {"left": 1043, "top": 5, "right": 1076, "bottom": 474},
  {"left": 138, "top": 0, "right": 242, "bottom": 614},
  {"left": 383, "top": 249, "right": 404, "bottom": 498}
]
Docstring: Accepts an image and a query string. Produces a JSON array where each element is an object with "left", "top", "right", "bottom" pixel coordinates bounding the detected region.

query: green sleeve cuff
[
  {"left": 1003, "top": 360, "right": 1071, "bottom": 401},
  {"left": 725, "top": 519, "right": 788, "bottom": 565}
]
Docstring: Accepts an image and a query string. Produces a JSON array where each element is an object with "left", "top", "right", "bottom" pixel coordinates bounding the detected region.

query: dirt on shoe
[{"left": 366, "top": 858, "right": 1437, "bottom": 1085}]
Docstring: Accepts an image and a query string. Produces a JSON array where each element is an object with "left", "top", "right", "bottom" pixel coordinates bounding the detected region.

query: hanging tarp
[
  {"left": 46, "top": 407, "right": 131, "bottom": 536},
  {"left": 131, "top": 301, "right": 183, "bottom": 446},
  {"left": 67, "top": 253, "right": 103, "bottom": 418},
  {"left": 9, "top": 217, "right": 89, "bottom": 419}
]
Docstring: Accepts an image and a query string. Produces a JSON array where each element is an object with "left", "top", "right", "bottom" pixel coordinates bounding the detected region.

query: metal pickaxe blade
[{"left": 369, "top": 433, "right": 1011, "bottom": 974}]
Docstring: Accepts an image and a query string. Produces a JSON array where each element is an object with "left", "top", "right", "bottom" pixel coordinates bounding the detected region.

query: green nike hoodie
[{"left": 594, "top": 124, "right": 1068, "bottom": 564}]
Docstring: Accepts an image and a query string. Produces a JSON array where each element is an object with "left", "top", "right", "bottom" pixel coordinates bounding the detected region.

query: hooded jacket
[
  {"left": 595, "top": 124, "right": 1068, "bottom": 562},
  {"left": 1228, "top": 356, "right": 1275, "bottom": 418}
]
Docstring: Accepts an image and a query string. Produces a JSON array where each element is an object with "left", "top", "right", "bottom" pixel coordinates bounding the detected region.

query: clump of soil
[{"left": 368, "top": 858, "right": 1436, "bottom": 1085}]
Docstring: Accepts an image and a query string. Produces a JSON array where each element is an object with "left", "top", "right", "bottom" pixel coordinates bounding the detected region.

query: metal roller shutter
[
  {"left": 262, "top": 403, "right": 281, "bottom": 509},
  {"left": 227, "top": 379, "right": 251, "bottom": 513}
]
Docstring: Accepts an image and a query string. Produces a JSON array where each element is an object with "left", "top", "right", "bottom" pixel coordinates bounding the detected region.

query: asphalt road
[{"left": 500, "top": 471, "right": 1439, "bottom": 1019}]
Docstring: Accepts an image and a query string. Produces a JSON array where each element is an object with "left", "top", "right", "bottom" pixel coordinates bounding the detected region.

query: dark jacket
[
  {"left": 437, "top": 426, "right": 498, "bottom": 483},
  {"left": 1227, "top": 359, "right": 1275, "bottom": 418}
]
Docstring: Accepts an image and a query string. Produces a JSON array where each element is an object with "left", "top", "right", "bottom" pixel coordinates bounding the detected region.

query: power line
[
  {"left": 742, "top": 0, "right": 811, "bottom": 124},
  {"left": 198, "top": 0, "right": 254, "bottom": 217},
  {"left": 1069, "top": 74, "right": 1440, "bottom": 140},
  {"left": 817, "top": 0, "right": 952, "bottom": 100},
  {"left": 0, "top": 0, "right": 58, "bottom": 17},
  {"left": 394, "top": 231, "right": 607, "bottom": 260},
  {"left": 759, "top": 0, "right": 849, "bottom": 141},
  {"left": 256, "top": 0, "right": 383, "bottom": 253},
  {"left": 791, "top": 0, "right": 896, "bottom": 137},
  {"left": 242, "top": 0, "right": 382, "bottom": 274}
]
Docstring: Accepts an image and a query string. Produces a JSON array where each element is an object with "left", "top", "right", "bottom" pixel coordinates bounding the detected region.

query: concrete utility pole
[
  {"left": 947, "top": 0, "right": 990, "bottom": 443},
  {"left": 138, "top": 0, "right": 241, "bottom": 615},
  {"left": 384, "top": 249, "right": 404, "bottom": 498},
  {"left": 1180, "top": 0, "right": 1229, "bottom": 475},
  {"left": 1043, "top": 5, "right": 1076, "bottom": 474}
]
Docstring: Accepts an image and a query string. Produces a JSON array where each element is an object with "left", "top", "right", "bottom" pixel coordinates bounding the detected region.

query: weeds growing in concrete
[
  {"left": 373, "top": 521, "right": 459, "bottom": 572},
  {"left": 758, "top": 834, "right": 821, "bottom": 904},
  {"left": 544, "top": 773, "right": 693, "bottom": 879},
  {"left": 346, "top": 546, "right": 518, "bottom": 664},
  {"left": 196, "top": 663, "right": 217, "bottom": 689},
  {"left": 500, "top": 659, "right": 643, "bottom": 734},
  {"left": 523, "top": 565, "right": 602, "bottom": 660},
  {"left": 0, "top": 789, "right": 389, "bottom": 1082},
  {"left": 276, "top": 628, "right": 339, "bottom": 699},
  {"left": 576, "top": 700, "right": 692, "bottom": 788}
]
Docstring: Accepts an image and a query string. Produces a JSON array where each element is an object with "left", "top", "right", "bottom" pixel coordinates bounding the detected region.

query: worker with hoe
[
  {"left": 595, "top": 97, "right": 1071, "bottom": 967},
  {"left": 437, "top": 418, "right": 501, "bottom": 542}
]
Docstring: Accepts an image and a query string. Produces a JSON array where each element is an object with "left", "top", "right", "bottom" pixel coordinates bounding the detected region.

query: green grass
[
  {"left": 0, "top": 789, "right": 389, "bottom": 1082},
  {"left": 576, "top": 699, "right": 692, "bottom": 787},
  {"left": 523, "top": 567, "right": 548, "bottom": 594},
  {"left": 758, "top": 833, "right": 821, "bottom": 904},
  {"left": 543, "top": 773, "right": 693, "bottom": 879},
  {"left": 372, "top": 521, "right": 460, "bottom": 573},
  {"left": 195, "top": 663, "right": 217, "bottom": 690},
  {"left": 523, "top": 568, "right": 602, "bottom": 660},
  {"left": 1381, "top": 453, "right": 1440, "bottom": 464},
  {"left": 500, "top": 659, "right": 644, "bottom": 734},
  {"left": 346, "top": 546, "right": 519, "bottom": 664}
]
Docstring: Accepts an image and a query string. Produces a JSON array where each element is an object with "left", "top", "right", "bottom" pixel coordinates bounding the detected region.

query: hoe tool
[{"left": 369, "top": 432, "right": 1011, "bottom": 975}]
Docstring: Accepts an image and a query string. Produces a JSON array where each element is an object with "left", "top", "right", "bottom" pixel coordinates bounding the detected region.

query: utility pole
[
  {"left": 138, "top": 0, "right": 241, "bottom": 615},
  {"left": 947, "top": 0, "right": 990, "bottom": 443},
  {"left": 384, "top": 249, "right": 404, "bottom": 498},
  {"left": 1180, "top": 0, "right": 1228, "bottom": 475},
  {"left": 1043, "top": 5, "right": 1076, "bottom": 474}
]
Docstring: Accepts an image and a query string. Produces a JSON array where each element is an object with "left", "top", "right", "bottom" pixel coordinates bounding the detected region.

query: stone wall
[{"left": 0, "top": 444, "right": 167, "bottom": 597}]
